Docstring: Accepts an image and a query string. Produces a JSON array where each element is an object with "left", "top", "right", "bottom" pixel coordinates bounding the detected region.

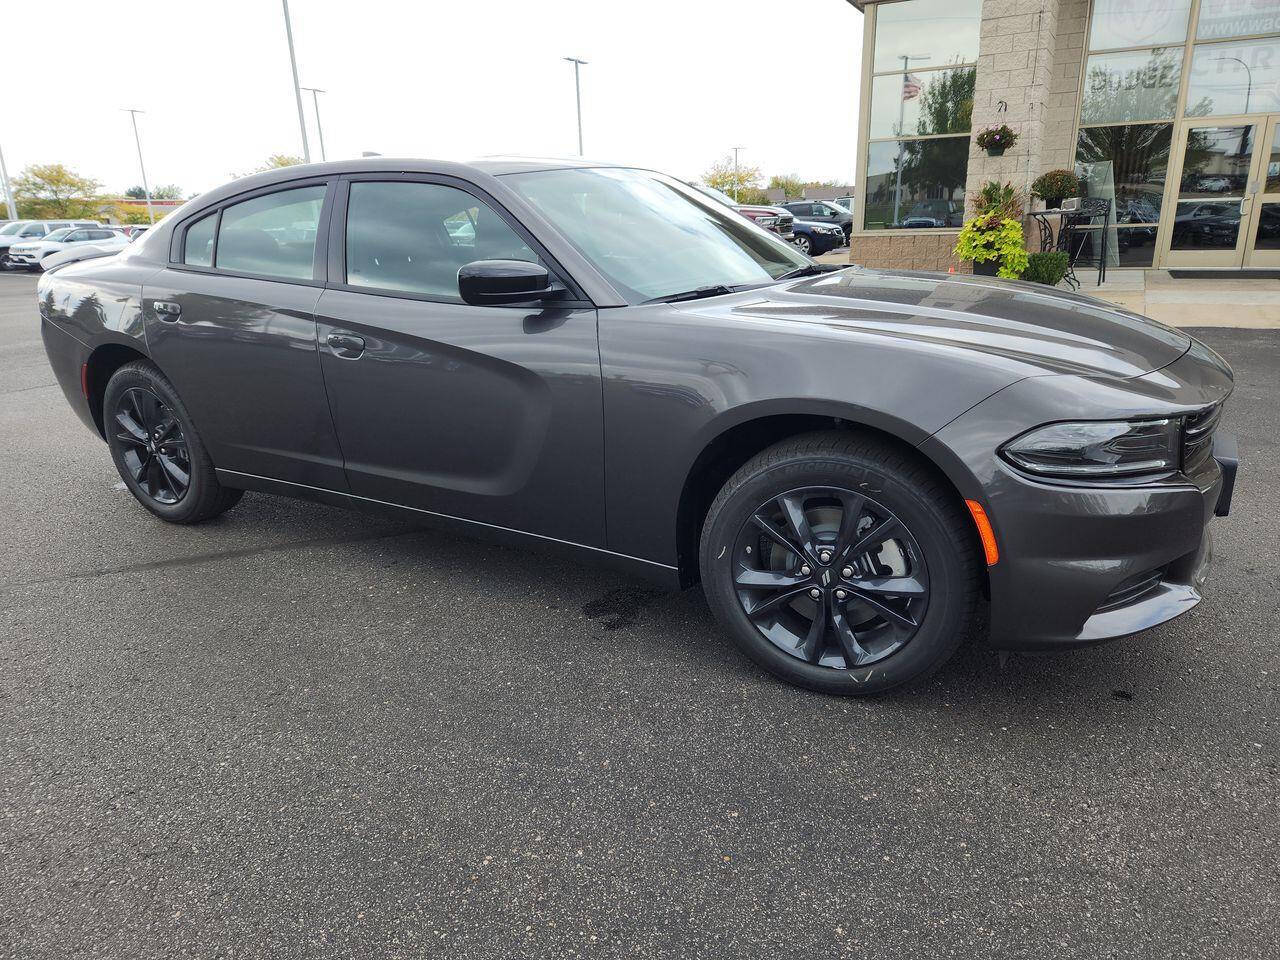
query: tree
[
  {"left": 12, "top": 164, "right": 102, "bottom": 219},
  {"left": 704, "top": 155, "right": 763, "bottom": 202},
  {"left": 768, "top": 174, "right": 805, "bottom": 201},
  {"left": 151, "top": 183, "right": 183, "bottom": 200},
  {"left": 232, "top": 155, "right": 303, "bottom": 179},
  {"left": 125, "top": 185, "right": 147, "bottom": 199}
]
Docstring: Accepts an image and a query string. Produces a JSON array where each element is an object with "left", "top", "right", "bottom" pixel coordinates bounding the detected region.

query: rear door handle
[
  {"left": 326, "top": 332, "right": 365, "bottom": 359},
  {"left": 153, "top": 300, "right": 181, "bottom": 321}
]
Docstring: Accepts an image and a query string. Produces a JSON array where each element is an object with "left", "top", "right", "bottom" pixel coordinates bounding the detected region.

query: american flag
[{"left": 902, "top": 73, "right": 922, "bottom": 101}]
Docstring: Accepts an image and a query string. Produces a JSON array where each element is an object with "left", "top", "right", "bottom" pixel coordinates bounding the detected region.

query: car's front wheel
[
  {"left": 104, "top": 360, "right": 243, "bottom": 524},
  {"left": 792, "top": 234, "right": 812, "bottom": 255},
  {"left": 699, "top": 432, "right": 980, "bottom": 695}
]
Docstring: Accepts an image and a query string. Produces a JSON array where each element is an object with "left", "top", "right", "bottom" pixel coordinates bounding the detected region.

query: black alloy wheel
[
  {"left": 732, "top": 487, "right": 929, "bottom": 669},
  {"left": 793, "top": 234, "right": 812, "bottom": 256},
  {"left": 113, "top": 387, "right": 191, "bottom": 505},
  {"left": 103, "top": 360, "right": 244, "bottom": 524}
]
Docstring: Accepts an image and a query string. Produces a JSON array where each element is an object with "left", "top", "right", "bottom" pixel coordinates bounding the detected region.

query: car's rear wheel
[
  {"left": 792, "top": 234, "right": 812, "bottom": 256},
  {"left": 700, "top": 432, "right": 979, "bottom": 695},
  {"left": 104, "top": 360, "right": 243, "bottom": 524}
]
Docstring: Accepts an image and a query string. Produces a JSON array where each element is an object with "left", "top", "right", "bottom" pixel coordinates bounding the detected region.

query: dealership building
[{"left": 845, "top": 0, "right": 1280, "bottom": 273}]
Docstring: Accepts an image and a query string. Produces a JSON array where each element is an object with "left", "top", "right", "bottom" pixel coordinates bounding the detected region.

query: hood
[
  {"left": 737, "top": 204, "right": 791, "bottom": 216},
  {"left": 708, "top": 267, "right": 1191, "bottom": 380}
]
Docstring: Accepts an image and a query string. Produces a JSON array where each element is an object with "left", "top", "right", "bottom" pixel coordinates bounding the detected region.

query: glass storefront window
[
  {"left": 1088, "top": 0, "right": 1192, "bottom": 51},
  {"left": 1081, "top": 48, "right": 1183, "bottom": 123},
  {"left": 863, "top": 138, "right": 968, "bottom": 230},
  {"left": 1196, "top": 0, "right": 1280, "bottom": 41},
  {"left": 1186, "top": 39, "right": 1280, "bottom": 116},
  {"left": 1177, "top": 125, "right": 1253, "bottom": 197},
  {"left": 1116, "top": 226, "right": 1158, "bottom": 267},
  {"left": 872, "top": 0, "right": 982, "bottom": 73},
  {"left": 868, "top": 66, "right": 975, "bottom": 139},
  {"left": 1076, "top": 123, "right": 1173, "bottom": 222},
  {"left": 1266, "top": 126, "right": 1280, "bottom": 192},
  {"left": 1255, "top": 203, "right": 1280, "bottom": 251}
]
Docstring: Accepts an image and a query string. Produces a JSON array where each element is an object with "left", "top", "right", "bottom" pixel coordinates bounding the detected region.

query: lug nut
[
  {"left": 841, "top": 566, "right": 854, "bottom": 578},
  {"left": 819, "top": 551, "right": 832, "bottom": 564},
  {"left": 835, "top": 589, "right": 847, "bottom": 600},
  {"left": 808, "top": 588, "right": 821, "bottom": 599},
  {"left": 800, "top": 565, "right": 811, "bottom": 576}
]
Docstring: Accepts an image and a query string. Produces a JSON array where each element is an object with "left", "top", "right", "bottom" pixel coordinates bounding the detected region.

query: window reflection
[
  {"left": 1171, "top": 200, "right": 1242, "bottom": 249},
  {"left": 1075, "top": 124, "right": 1172, "bottom": 222},
  {"left": 869, "top": 66, "right": 975, "bottom": 138},
  {"left": 1187, "top": 39, "right": 1280, "bottom": 116},
  {"left": 1196, "top": 0, "right": 1280, "bottom": 41},
  {"left": 1089, "top": 0, "right": 1192, "bottom": 50},
  {"left": 1266, "top": 126, "right": 1280, "bottom": 192},
  {"left": 872, "top": 0, "right": 982, "bottom": 73},
  {"left": 1255, "top": 204, "right": 1280, "bottom": 250},
  {"left": 1081, "top": 48, "right": 1183, "bottom": 123},
  {"left": 1177, "top": 126, "right": 1253, "bottom": 197},
  {"left": 863, "top": 138, "right": 968, "bottom": 230}
]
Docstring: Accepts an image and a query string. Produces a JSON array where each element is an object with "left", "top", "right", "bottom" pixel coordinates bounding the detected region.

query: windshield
[
  {"left": 504, "top": 167, "right": 808, "bottom": 302},
  {"left": 0, "top": 222, "right": 27, "bottom": 236},
  {"left": 43, "top": 228, "right": 75, "bottom": 242}
]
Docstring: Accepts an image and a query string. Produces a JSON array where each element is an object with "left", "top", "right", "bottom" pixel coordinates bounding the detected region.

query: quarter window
[
  {"left": 183, "top": 211, "right": 216, "bottom": 267},
  {"left": 216, "top": 185, "right": 325, "bottom": 280},
  {"left": 344, "top": 181, "right": 538, "bottom": 299}
]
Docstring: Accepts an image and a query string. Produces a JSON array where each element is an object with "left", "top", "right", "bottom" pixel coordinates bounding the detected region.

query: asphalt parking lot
[{"left": 2, "top": 270, "right": 1277, "bottom": 959}]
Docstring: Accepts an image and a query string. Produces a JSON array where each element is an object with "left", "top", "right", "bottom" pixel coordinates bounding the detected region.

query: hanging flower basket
[{"left": 975, "top": 125, "right": 1018, "bottom": 158}]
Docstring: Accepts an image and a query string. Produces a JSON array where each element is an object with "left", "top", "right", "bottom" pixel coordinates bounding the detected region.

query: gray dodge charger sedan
[{"left": 37, "top": 158, "right": 1237, "bottom": 694}]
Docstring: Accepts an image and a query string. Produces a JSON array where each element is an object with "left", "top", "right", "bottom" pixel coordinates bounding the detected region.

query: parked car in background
[
  {"left": 692, "top": 184, "right": 794, "bottom": 241},
  {"left": 7, "top": 227, "right": 128, "bottom": 271},
  {"left": 833, "top": 196, "right": 854, "bottom": 211},
  {"left": 780, "top": 200, "right": 852, "bottom": 240},
  {"left": 0, "top": 219, "right": 101, "bottom": 268},
  {"left": 789, "top": 219, "right": 845, "bottom": 256},
  {"left": 900, "top": 200, "right": 962, "bottom": 228},
  {"left": 38, "top": 157, "right": 1236, "bottom": 696}
]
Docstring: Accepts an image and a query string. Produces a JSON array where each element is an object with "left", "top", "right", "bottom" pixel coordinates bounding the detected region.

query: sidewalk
[
  {"left": 1055, "top": 270, "right": 1280, "bottom": 329},
  {"left": 816, "top": 251, "right": 1280, "bottom": 330}
]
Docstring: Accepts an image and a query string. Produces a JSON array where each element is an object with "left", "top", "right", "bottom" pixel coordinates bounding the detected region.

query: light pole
[
  {"left": 1210, "top": 56, "right": 1253, "bottom": 116},
  {"left": 563, "top": 57, "right": 587, "bottom": 155},
  {"left": 281, "top": 0, "right": 311, "bottom": 162},
  {"left": 301, "top": 86, "right": 327, "bottom": 161},
  {"left": 123, "top": 109, "right": 154, "bottom": 224},
  {"left": 893, "top": 54, "right": 930, "bottom": 227},
  {"left": 732, "top": 146, "right": 744, "bottom": 201},
  {"left": 0, "top": 141, "right": 16, "bottom": 220}
]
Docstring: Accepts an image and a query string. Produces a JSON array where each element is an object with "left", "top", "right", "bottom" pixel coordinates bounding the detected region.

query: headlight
[{"left": 1000, "top": 419, "right": 1180, "bottom": 480}]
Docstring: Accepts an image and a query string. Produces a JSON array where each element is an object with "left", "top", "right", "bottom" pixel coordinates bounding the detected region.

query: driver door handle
[{"left": 326, "top": 332, "right": 365, "bottom": 359}]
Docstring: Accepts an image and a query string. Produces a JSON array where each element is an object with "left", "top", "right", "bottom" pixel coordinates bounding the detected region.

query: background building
[{"left": 847, "top": 0, "right": 1280, "bottom": 273}]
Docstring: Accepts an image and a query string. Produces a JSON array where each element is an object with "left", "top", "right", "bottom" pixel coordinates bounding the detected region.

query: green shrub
[
  {"left": 1020, "top": 250, "right": 1069, "bottom": 285},
  {"left": 954, "top": 214, "right": 1029, "bottom": 280}
]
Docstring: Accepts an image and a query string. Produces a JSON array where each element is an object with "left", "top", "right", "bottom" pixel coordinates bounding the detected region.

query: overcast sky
[{"left": 2, "top": 0, "right": 863, "bottom": 198}]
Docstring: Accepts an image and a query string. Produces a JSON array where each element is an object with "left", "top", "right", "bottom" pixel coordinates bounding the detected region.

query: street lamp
[
  {"left": 893, "top": 54, "right": 930, "bottom": 227},
  {"left": 563, "top": 57, "right": 587, "bottom": 156},
  {"left": 281, "top": 0, "right": 311, "bottom": 162},
  {"left": 122, "top": 109, "right": 154, "bottom": 224},
  {"left": 301, "top": 87, "right": 327, "bottom": 161},
  {"left": 1210, "top": 56, "right": 1253, "bottom": 116}
]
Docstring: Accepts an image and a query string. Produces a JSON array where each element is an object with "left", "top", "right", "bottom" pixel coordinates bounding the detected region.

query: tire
[
  {"left": 104, "top": 360, "right": 244, "bottom": 524},
  {"left": 793, "top": 234, "right": 812, "bottom": 256},
  {"left": 699, "top": 431, "right": 979, "bottom": 695}
]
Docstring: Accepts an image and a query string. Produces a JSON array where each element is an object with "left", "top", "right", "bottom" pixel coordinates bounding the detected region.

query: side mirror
[{"left": 458, "top": 259, "right": 564, "bottom": 306}]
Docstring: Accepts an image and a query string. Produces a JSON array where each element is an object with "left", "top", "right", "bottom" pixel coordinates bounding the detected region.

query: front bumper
[
  {"left": 924, "top": 343, "right": 1235, "bottom": 650},
  {"left": 7, "top": 251, "right": 40, "bottom": 267}
]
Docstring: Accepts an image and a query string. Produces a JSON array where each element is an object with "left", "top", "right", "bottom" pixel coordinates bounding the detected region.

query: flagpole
[{"left": 893, "top": 54, "right": 929, "bottom": 228}]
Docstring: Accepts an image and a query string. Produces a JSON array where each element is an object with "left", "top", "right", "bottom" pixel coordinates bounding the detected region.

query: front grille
[
  {"left": 777, "top": 214, "right": 793, "bottom": 233},
  {"left": 1182, "top": 403, "right": 1223, "bottom": 474},
  {"left": 1097, "top": 565, "right": 1167, "bottom": 612}
]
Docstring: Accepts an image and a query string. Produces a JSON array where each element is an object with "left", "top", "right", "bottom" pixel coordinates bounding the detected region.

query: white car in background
[{"left": 6, "top": 226, "right": 128, "bottom": 271}]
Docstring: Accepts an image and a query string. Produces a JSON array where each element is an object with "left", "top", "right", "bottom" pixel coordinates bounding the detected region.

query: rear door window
[
  {"left": 183, "top": 212, "right": 216, "bottom": 266},
  {"left": 215, "top": 185, "right": 326, "bottom": 280},
  {"left": 344, "top": 181, "right": 538, "bottom": 299}
]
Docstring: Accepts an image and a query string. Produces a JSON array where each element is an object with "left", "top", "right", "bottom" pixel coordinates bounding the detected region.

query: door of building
[{"left": 1162, "top": 115, "right": 1280, "bottom": 269}]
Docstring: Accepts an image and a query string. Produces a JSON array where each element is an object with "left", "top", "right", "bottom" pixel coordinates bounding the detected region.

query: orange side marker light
[{"left": 965, "top": 499, "right": 999, "bottom": 566}]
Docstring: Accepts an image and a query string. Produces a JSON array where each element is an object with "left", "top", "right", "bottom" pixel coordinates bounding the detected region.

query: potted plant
[
  {"left": 1020, "top": 250, "right": 1070, "bottom": 285},
  {"left": 975, "top": 124, "right": 1018, "bottom": 157},
  {"left": 954, "top": 213, "right": 1030, "bottom": 279},
  {"left": 1030, "top": 169, "right": 1080, "bottom": 210}
]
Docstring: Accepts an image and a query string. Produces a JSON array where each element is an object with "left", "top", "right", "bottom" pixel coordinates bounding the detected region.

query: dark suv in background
[{"left": 780, "top": 200, "right": 852, "bottom": 241}]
